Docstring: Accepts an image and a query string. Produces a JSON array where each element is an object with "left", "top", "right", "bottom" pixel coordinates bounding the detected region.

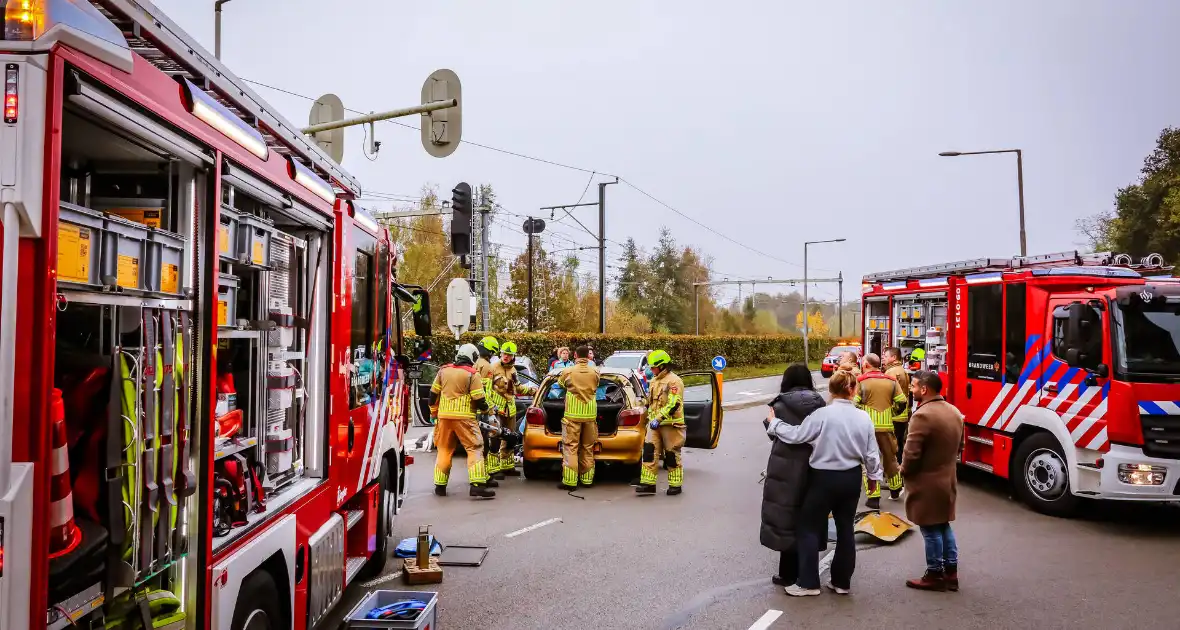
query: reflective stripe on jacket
[
  {"left": 430, "top": 365, "right": 485, "bottom": 420},
  {"left": 647, "top": 371, "right": 685, "bottom": 425},
  {"left": 854, "top": 370, "right": 906, "bottom": 432},
  {"left": 883, "top": 362, "right": 911, "bottom": 421},
  {"left": 559, "top": 359, "right": 599, "bottom": 420}
]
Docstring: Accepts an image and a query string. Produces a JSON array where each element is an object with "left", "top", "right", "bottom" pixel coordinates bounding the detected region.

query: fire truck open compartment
[
  {"left": 212, "top": 165, "right": 330, "bottom": 552},
  {"left": 50, "top": 70, "right": 206, "bottom": 624},
  {"left": 49, "top": 64, "right": 334, "bottom": 621}
]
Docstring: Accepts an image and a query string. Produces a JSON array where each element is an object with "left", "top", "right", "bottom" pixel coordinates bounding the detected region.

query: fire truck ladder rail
[
  {"left": 88, "top": 0, "right": 356, "bottom": 192},
  {"left": 863, "top": 250, "right": 1158, "bottom": 284}
]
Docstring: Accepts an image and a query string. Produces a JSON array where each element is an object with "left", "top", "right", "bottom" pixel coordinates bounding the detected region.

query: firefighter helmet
[
  {"left": 455, "top": 343, "right": 479, "bottom": 364},
  {"left": 478, "top": 336, "right": 500, "bottom": 354},
  {"left": 910, "top": 347, "right": 926, "bottom": 362},
  {"left": 648, "top": 349, "right": 672, "bottom": 368},
  {"left": 500, "top": 341, "right": 519, "bottom": 356}
]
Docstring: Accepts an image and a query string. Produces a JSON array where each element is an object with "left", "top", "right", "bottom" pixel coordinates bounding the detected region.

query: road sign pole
[{"left": 527, "top": 218, "right": 534, "bottom": 332}]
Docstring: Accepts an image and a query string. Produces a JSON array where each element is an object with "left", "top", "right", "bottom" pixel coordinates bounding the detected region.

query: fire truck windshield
[{"left": 1112, "top": 296, "right": 1180, "bottom": 379}]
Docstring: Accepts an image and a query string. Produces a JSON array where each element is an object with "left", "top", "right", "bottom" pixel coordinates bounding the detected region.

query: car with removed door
[{"left": 522, "top": 366, "right": 724, "bottom": 479}]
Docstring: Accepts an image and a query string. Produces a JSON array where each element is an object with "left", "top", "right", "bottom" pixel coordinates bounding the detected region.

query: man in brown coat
[{"left": 900, "top": 370, "right": 964, "bottom": 592}]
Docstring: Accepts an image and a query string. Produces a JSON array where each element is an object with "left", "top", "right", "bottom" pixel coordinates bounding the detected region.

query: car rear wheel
[{"left": 522, "top": 460, "right": 544, "bottom": 479}]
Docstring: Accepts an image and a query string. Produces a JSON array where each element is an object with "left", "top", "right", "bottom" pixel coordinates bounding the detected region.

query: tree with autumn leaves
[{"left": 382, "top": 184, "right": 849, "bottom": 335}]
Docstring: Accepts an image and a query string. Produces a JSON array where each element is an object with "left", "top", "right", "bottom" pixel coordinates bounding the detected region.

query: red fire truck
[
  {"left": 0, "top": 2, "right": 433, "bottom": 628},
  {"left": 861, "top": 250, "right": 1180, "bottom": 516}
]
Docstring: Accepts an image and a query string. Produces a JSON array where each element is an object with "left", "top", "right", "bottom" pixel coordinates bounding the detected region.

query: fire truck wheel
[
  {"left": 361, "top": 458, "right": 394, "bottom": 579},
  {"left": 1013, "top": 432, "right": 1081, "bottom": 517},
  {"left": 231, "top": 570, "right": 284, "bottom": 630}
]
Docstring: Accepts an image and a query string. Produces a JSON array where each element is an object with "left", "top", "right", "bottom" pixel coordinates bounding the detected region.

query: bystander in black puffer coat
[{"left": 760, "top": 387, "right": 826, "bottom": 551}]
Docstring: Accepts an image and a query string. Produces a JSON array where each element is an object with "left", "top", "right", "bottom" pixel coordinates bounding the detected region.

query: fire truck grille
[{"left": 1140, "top": 414, "right": 1180, "bottom": 459}]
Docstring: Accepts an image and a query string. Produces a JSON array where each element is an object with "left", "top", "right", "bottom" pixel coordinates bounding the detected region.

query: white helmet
[{"left": 455, "top": 343, "right": 479, "bottom": 364}]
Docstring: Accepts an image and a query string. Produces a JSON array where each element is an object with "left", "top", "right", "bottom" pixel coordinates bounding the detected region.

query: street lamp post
[
  {"left": 939, "top": 149, "right": 1026, "bottom": 256},
  {"left": 803, "top": 238, "right": 845, "bottom": 365},
  {"left": 214, "top": 0, "right": 233, "bottom": 59}
]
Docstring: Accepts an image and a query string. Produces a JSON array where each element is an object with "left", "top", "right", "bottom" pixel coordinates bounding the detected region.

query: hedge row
[{"left": 411, "top": 332, "right": 838, "bottom": 370}]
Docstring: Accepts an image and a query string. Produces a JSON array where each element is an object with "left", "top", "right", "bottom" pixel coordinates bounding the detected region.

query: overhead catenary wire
[{"left": 242, "top": 78, "right": 828, "bottom": 274}]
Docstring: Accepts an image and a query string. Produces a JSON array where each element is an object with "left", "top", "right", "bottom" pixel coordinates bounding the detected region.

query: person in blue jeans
[{"left": 900, "top": 370, "right": 964, "bottom": 591}]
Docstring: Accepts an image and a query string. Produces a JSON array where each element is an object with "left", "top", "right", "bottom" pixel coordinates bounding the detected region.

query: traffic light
[{"left": 450, "top": 182, "right": 472, "bottom": 257}]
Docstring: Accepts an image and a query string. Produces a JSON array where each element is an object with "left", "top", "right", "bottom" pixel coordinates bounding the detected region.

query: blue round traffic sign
[{"left": 712, "top": 356, "right": 727, "bottom": 371}]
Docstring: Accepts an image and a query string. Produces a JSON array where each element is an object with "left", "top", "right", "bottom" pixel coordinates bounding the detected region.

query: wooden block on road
[{"left": 403, "top": 557, "right": 444, "bottom": 584}]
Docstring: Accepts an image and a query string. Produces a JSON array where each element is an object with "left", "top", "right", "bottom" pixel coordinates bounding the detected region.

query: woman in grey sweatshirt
[{"left": 766, "top": 370, "right": 883, "bottom": 597}]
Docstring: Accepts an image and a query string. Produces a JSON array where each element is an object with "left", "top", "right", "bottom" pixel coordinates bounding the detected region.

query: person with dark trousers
[
  {"left": 767, "top": 370, "right": 883, "bottom": 596},
  {"left": 761, "top": 364, "right": 826, "bottom": 587},
  {"left": 901, "top": 370, "right": 964, "bottom": 592}
]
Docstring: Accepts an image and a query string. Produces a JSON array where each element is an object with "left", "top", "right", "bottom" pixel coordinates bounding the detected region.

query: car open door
[
  {"left": 413, "top": 362, "right": 441, "bottom": 426},
  {"left": 514, "top": 371, "right": 540, "bottom": 431},
  {"left": 680, "top": 371, "right": 724, "bottom": 449}
]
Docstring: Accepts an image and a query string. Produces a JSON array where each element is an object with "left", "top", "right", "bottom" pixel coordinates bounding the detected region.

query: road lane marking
[
  {"left": 818, "top": 550, "right": 835, "bottom": 575},
  {"left": 360, "top": 570, "right": 403, "bottom": 588},
  {"left": 505, "top": 517, "right": 562, "bottom": 538},
  {"left": 748, "top": 610, "right": 783, "bottom": 630}
]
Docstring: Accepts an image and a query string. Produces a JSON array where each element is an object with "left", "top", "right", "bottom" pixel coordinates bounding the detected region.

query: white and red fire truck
[
  {"left": 861, "top": 250, "right": 1180, "bottom": 516},
  {"left": 0, "top": 2, "right": 432, "bottom": 628}
]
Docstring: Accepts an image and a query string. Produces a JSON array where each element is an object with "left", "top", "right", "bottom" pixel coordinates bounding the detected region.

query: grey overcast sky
[{"left": 157, "top": 0, "right": 1179, "bottom": 305}]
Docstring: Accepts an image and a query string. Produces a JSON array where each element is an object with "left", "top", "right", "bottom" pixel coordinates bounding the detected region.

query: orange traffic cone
[{"left": 48, "top": 388, "right": 83, "bottom": 559}]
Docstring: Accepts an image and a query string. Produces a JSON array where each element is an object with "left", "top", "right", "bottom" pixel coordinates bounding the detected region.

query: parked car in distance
[
  {"left": 522, "top": 367, "right": 723, "bottom": 479},
  {"left": 820, "top": 344, "right": 862, "bottom": 377},
  {"left": 602, "top": 350, "right": 653, "bottom": 392}
]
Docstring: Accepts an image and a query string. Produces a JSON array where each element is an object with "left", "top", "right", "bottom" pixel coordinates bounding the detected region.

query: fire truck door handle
[
  {"left": 348, "top": 418, "right": 356, "bottom": 452},
  {"left": 1043, "top": 383, "right": 1058, "bottom": 393},
  {"left": 966, "top": 383, "right": 972, "bottom": 398}
]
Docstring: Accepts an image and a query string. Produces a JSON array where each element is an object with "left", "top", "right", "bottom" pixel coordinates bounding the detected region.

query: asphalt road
[{"left": 347, "top": 388, "right": 1180, "bottom": 629}]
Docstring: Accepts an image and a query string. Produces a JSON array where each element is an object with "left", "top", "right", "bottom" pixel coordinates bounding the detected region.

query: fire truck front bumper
[{"left": 1083, "top": 444, "right": 1180, "bottom": 501}]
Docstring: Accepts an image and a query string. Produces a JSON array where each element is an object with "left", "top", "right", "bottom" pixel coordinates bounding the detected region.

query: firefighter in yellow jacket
[
  {"left": 557, "top": 345, "right": 600, "bottom": 490},
  {"left": 882, "top": 346, "right": 911, "bottom": 464},
  {"left": 487, "top": 341, "right": 535, "bottom": 478},
  {"left": 430, "top": 343, "right": 496, "bottom": 499},
  {"left": 854, "top": 352, "right": 907, "bottom": 509},
  {"left": 637, "top": 350, "right": 686, "bottom": 496},
  {"left": 474, "top": 336, "right": 501, "bottom": 485}
]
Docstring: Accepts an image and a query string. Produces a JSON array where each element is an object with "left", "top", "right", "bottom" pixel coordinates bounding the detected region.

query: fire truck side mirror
[{"left": 411, "top": 288, "right": 432, "bottom": 337}]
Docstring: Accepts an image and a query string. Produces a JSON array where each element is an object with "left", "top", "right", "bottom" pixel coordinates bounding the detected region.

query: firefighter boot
[
  {"left": 945, "top": 564, "right": 959, "bottom": 591},
  {"left": 485, "top": 477, "right": 500, "bottom": 488},
  {"left": 469, "top": 483, "right": 496, "bottom": 499},
  {"left": 434, "top": 485, "right": 446, "bottom": 497},
  {"left": 501, "top": 467, "right": 521, "bottom": 477},
  {"left": 906, "top": 569, "right": 947, "bottom": 591},
  {"left": 635, "top": 484, "right": 656, "bottom": 495},
  {"left": 866, "top": 496, "right": 881, "bottom": 510},
  {"left": 666, "top": 486, "right": 682, "bottom": 496}
]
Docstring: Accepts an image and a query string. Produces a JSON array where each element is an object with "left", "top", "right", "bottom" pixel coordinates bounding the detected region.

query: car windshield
[
  {"left": 1113, "top": 298, "right": 1180, "bottom": 376},
  {"left": 829, "top": 346, "right": 859, "bottom": 356},
  {"left": 604, "top": 354, "right": 643, "bottom": 368}
]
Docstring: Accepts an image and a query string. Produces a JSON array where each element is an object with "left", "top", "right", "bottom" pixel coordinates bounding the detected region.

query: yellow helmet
[
  {"left": 500, "top": 341, "right": 518, "bottom": 356},
  {"left": 648, "top": 349, "right": 672, "bottom": 368},
  {"left": 478, "top": 336, "right": 500, "bottom": 353}
]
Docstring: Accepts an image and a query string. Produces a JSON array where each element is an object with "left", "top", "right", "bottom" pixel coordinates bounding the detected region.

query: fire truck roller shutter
[{"left": 64, "top": 72, "right": 210, "bottom": 166}]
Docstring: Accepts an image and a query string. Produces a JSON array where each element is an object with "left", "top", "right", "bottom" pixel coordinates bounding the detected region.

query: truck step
[
  {"left": 968, "top": 436, "right": 994, "bottom": 446},
  {"left": 961, "top": 460, "right": 994, "bottom": 474},
  {"left": 344, "top": 556, "right": 367, "bottom": 586},
  {"left": 344, "top": 509, "right": 364, "bottom": 530}
]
